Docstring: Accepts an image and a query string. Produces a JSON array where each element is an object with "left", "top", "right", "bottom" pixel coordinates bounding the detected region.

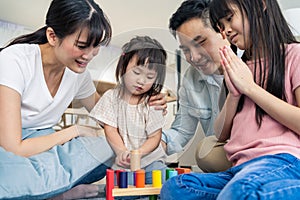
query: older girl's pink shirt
[{"left": 225, "top": 43, "right": 300, "bottom": 166}]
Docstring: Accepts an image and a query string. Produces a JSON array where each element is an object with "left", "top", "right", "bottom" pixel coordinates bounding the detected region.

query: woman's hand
[
  {"left": 74, "top": 125, "right": 102, "bottom": 137},
  {"left": 219, "top": 46, "right": 254, "bottom": 96},
  {"left": 149, "top": 93, "right": 168, "bottom": 115},
  {"left": 115, "top": 150, "right": 130, "bottom": 168}
]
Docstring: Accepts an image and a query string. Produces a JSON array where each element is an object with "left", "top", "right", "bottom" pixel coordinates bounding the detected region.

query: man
[{"left": 162, "top": 0, "right": 232, "bottom": 172}]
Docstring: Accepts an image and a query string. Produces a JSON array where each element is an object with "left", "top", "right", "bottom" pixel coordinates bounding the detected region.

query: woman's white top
[{"left": 0, "top": 44, "right": 95, "bottom": 130}]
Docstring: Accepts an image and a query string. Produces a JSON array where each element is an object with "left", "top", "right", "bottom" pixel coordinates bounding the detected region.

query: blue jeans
[
  {"left": 0, "top": 128, "right": 114, "bottom": 199},
  {"left": 161, "top": 153, "right": 300, "bottom": 200},
  {"left": 145, "top": 160, "right": 167, "bottom": 185}
]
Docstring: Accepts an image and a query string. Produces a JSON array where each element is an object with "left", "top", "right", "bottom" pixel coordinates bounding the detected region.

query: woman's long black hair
[
  {"left": 1, "top": 0, "right": 112, "bottom": 51},
  {"left": 209, "top": 0, "right": 298, "bottom": 126}
]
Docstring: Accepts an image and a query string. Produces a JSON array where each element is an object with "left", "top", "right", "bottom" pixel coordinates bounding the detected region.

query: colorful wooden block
[
  {"left": 175, "top": 167, "right": 191, "bottom": 174},
  {"left": 106, "top": 169, "right": 114, "bottom": 200},
  {"left": 105, "top": 167, "right": 191, "bottom": 199}
]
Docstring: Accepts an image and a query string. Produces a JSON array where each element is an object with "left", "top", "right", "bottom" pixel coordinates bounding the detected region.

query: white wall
[{"left": 0, "top": 20, "right": 30, "bottom": 46}]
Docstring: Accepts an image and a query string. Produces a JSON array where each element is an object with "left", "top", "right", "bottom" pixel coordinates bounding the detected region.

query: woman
[{"left": 0, "top": 0, "right": 166, "bottom": 199}]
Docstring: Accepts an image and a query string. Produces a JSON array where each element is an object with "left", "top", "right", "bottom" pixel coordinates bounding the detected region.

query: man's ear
[
  {"left": 46, "top": 27, "right": 57, "bottom": 46},
  {"left": 221, "top": 31, "right": 226, "bottom": 40}
]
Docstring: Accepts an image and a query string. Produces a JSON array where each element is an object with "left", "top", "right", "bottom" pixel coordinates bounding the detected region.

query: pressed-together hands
[
  {"left": 219, "top": 46, "right": 255, "bottom": 96},
  {"left": 214, "top": 46, "right": 255, "bottom": 141}
]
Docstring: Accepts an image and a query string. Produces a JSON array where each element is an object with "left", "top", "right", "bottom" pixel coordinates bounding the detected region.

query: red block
[
  {"left": 175, "top": 167, "right": 191, "bottom": 174},
  {"left": 106, "top": 169, "right": 115, "bottom": 200}
]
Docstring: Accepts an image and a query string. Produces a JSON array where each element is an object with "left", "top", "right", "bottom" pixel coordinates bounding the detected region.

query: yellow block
[{"left": 152, "top": 170, "right": 162, "bottom": 188}]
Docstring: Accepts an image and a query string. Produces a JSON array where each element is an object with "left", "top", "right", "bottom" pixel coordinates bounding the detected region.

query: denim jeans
[
  {"left": 0, "top": 128, "right": 114, "bottom": 199},
  {"left": 161, "top": 153, "right": 300, "bottom": 200},
  {"left": 144, "top": 160, "right": 166, "bottom": 184}
]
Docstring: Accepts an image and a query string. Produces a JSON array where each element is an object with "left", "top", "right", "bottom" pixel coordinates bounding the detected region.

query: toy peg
[
  {"left": 149, "top": 195, "right": 158, "bottom": 200},
  {"left": 175, "top": 167, "right": 191, "bottom": 174},
  {"left": 166, "top": 169, "right": 178, "bottom": 180},
  {"left": 130, "top": 150, "right": 141, "bottom": 171},
  {"left": 106, "top": 169, "right": 115, "bottom": 200},
  {"left": 152, "top": 170, "right": 162, "bottom": 188},
  {"left": 135, "top": 169, "right": 145, "bottom": 188},
  {"left": 119, "top": 171, "right": 128, "bottom": 188},
  {"left": 115, "top": 169, "right": 125, "bottom": 186}
]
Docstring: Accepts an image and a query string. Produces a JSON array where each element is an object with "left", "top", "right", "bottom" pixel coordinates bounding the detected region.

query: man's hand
[{"left": 149, "top": 93, "right": 168, "bottom": 115}]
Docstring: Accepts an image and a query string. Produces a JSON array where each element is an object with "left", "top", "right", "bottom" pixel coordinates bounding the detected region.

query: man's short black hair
[{"left": 169, "top": 0, "right": 212, "bottom": 38}]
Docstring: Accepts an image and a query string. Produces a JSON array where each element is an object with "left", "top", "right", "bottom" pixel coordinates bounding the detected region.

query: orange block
[
  {"left": 175, "top": 167, "right": 191, "bottom": 174},
  {"left": 135, "top": 170, "right": 145, "bottom": 188}
]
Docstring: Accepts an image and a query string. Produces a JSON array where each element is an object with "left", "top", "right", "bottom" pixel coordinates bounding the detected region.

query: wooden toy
[
  {"left": 135, "top": 170, "right": 145, "bottom": 188},
  {"left": 175, "top": 167, "right": 191, "bottom": 174},
  {"left": 106, "top": 167, "right": 191, "bottom": 200},
  {"left": 152, "top": 170, "right": 162, "bottom": 188},
  {"left": 166, "top": 168, "right": 178, "bottom": 180},
  {"left": 106, "top": 148, "right": 191, "bottom": 199},
  {"left": 130, "top": 150, "right": 141, "bottom": 171},
  {"left": 106, "top": 169, "right": 159, "bottom": 200}
]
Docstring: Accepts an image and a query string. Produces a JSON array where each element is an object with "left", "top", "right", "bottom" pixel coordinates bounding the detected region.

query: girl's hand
[
  {"left": 220, "top": 46, "right": 255, "bottom": 95},
  {"left": 115, "top": 150, "right": 130, "bottom": 168},
  {"left": 149, "top": 93, "right": 168, "bottom": 115}
]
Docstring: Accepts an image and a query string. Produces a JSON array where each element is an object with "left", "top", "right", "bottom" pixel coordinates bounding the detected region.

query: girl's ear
[{"left": 46, "top": 27, "right": 57, "bottom": 46}]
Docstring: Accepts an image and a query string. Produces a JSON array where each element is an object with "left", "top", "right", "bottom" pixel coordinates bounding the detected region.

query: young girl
[
  {"left": 161, "top": 0, "right": 300, "bottom": 199},
  {"left": 90, "top": 36, "right": 167, "bottom": 183}
]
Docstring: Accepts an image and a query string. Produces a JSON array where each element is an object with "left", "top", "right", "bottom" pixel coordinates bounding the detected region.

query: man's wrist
[{"left": 161, "top": 132, "right": 167, "bottom": 143}]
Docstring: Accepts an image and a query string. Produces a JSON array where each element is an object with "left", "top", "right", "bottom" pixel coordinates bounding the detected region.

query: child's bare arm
[
  {"left": 138, "top": 129, "right": 162, "bottom": 156},
  {"left": 103, "top": 124, "right": 130, "bottom": 168}
]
